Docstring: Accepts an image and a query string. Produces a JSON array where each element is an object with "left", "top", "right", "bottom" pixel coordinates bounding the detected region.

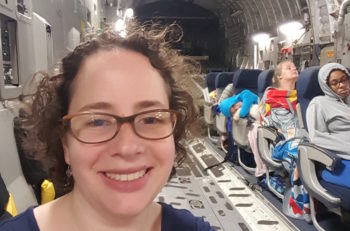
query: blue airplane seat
[
  {"left": 257, "top": 68, "right": 298, "bottom": 199},
  {"left": 296, "top": 66, "right": 350, "bottom": 230},
  {"left": 320, "top": 178, "right": 350, "bottom": 209},
  {"left": 296, "top": 66, "right": 324, "bottom": 131},
  {"left": 232, "top": 69, "right": 262, "bottom": 94},
  {"left": 257, "top": 69, "right": 274, "bottom": 99},
  {"left": 230, "top": 69, "right": 261, "bottom": 172},
  {"left": 205, "top": 72, "right": 220, "bottom": 92},
  {"left": 214, "top": 72, "right": 234, "bottom": 140},
  {"left": 215, "top": 72, "right": 234, "bottom": 89}
]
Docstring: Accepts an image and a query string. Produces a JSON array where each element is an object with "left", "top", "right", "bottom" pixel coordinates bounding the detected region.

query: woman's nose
[{"left": 108, "top": 123, "right": 145, "bottom": 157}]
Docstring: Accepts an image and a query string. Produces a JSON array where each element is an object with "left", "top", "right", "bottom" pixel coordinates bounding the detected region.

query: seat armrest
[
  {"left": 215, "top": 113, "right": 227, "bottom": 133},
  {"left": 231, "top": 118, "right": 250, "bottom": 149},
  {"left": 203, "top": 102, "right": 215, "bottom": 125},
  {"left": 257, "top": 126, "right": 283, "bottom": 169},
  {"left": 297, "top": 143, "right": 341, "bottom": 206}
]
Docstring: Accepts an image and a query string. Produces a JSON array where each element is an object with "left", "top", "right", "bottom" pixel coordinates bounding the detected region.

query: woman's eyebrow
[
  {"left": 134, "top": 100, "right": 167, "bottom": 109},
  {"left": 79, "top": 102, "right": 113, "bottom": 112},
  {"left": 330, "top": 75, "right": 347, "bottom": 81},
  {"left": 77, "top": 100, "right": 167, "bottom": 113}
]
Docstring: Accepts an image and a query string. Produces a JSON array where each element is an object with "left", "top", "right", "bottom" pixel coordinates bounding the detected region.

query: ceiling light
[
  {"left": 125, "top": 8, "right": 134, "bottom": 18},
  {"left": 252, "top": 33, "right": 270, "bottom": 43},
  {"left": 279, "top": 21, "right": 303, "bottom": 36}
]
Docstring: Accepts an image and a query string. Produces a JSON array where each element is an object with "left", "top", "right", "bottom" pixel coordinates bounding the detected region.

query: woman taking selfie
[{"left": 0, "top": 22, "right": 215, "bottom": 231}]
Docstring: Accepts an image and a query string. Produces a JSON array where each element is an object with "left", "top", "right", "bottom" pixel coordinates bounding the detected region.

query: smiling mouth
[{"left": 104, "top": 169, "right": 148, "bottom": 182}]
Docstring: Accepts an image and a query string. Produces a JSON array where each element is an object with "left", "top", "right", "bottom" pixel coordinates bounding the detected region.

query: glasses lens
[
  {"left": 134, "top": 111, "right": 176, "bottom": 139},
  {"left": 340, "top": 78, "right": 350, "bottom": 85},
  {"left": 330, "top": 77, "right": 349, "bottom": 87},
  {"left": 70, "top": 114, "right": 117, "bottom": 143}
]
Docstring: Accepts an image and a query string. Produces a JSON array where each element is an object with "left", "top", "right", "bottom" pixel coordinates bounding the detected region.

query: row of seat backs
[
  {"left": 205, "top": 72, "right": 234, "bottom": 92},
  {"left": 205, "top": 69, "right": 272, "bottom": 97},
  {"left": 206, "top": 66, "right": 338, "bottom": 119},
  {"left": 236, "top": 66, "right": 347, "bottom": 129},
  {"left": 204, "top": 69, "right": 273, "bottom": 144}
]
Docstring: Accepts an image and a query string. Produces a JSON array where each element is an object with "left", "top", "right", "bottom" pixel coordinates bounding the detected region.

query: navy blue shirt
[{"left": 0, "top": 203, "right": 216, "bottom": 231}]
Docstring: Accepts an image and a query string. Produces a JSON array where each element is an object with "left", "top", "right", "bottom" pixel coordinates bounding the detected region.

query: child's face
[
  {"left": 230, "top": 101, "right": 242, "bottom": 115},
  {"left": 62, "top": 49, "right": 175, "bottom": 217},
  {"left": 280, "top": 61, "right": 298, "bottom": 82}
]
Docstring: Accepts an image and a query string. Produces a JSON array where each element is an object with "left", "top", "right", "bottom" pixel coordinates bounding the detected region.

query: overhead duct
[
  {"left": 334, "top": 0, "right": 350, "bottom": 63},
  {"left": 336, "top": 0, "right": 350, "bottom": 29}
]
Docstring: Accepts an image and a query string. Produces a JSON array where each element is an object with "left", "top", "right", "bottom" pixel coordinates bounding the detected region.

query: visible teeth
[{"left": 105, "top": 169, "right": 146, "bottom": 182}]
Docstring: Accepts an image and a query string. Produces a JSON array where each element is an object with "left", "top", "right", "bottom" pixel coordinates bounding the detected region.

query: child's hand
[{"left": 233, "top": 108, "right": 241, "bottom": 121}]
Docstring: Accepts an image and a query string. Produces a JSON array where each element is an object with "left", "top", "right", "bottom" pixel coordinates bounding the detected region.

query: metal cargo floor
[{"left": 156, "top": 138, "right": 299, "bottom": 231}]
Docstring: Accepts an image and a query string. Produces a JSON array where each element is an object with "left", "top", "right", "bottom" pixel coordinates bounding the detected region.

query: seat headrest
[
  {"left": 233, "top": 69, "right": 262, "bottom": 94},
  {"left": 205, "top": 72, "right": 220, "bottom": 92},
  {"left": 296, "top": 66, "right": 324, "bottom": 131},
  {"left": 257, "top": 70, "right": 274, "bottom": 99},
  {"left": 215, "top": 72, "right": 234, "bottom": 89}
]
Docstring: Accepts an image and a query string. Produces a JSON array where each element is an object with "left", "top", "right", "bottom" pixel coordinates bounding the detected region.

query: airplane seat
[
  {"left": 205, "top": 72, "right": 218, "bottom": 93},
  {"left": 214, "top": 72, "right": 234, "bottom": 132},
  {"left": 214, "top": 72, "right": 234, "bottom": 101},
  {"left": 296, "top": 66, "right": 324, "bottom": 130},
  {"left": 214, "top": 72, "right": 234, "bottom": 152},
  {"left": 231, "top": 69, "right": 261, "bottom": 173},
  {"left": 203, "top": 72, "right": 221, "bottom": 142},
  {"left": 232, "top": 69, "right": 261, "bottom": 95},
  {"left": 257, "top": 69, "right": 274, "bottom": 100},
  {"left": 203, "top": 72, "right": 219, "bottom": 126},
  {"left": 0, "top": 108, "right": 37, "bottom": 215},
  {"left": 296, "top": 66, "right": 350, "bottom": 230},
  {"left": 256, "top": 69, "right": 289, "bottom": 199}
]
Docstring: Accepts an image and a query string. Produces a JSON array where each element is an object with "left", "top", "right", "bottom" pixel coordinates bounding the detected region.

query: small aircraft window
[{"left": 0, "top": 14, "right": 18, "bottom": 86}]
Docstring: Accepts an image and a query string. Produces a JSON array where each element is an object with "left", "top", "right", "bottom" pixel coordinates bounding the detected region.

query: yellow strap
[
  {"left": 5, "top": 193, "right": 17, "bottom": 216},
  {"left": 41, "top": 179, "right": 55, "bottom": 204}
]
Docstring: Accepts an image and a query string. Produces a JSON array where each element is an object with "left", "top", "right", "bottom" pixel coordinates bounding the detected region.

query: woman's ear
[{"left": 61, "top": 135, "right": 71, "bottom": 165}]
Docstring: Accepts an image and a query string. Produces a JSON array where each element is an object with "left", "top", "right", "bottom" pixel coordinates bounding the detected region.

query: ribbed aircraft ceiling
[
  {"left": 118, "top": 0, "right": 308, "bottom": 68},
  {"left": 126, "top": 0, "right": 307, "bottom": 35}
]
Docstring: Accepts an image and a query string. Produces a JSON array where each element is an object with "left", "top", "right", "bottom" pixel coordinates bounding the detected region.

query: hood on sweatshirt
[{"left": 318, "top": 63, "right": 350, "bottom": 100}]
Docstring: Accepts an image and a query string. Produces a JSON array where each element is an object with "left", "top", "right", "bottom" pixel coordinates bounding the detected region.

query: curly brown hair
[{"left": 23, "top": 21, "right": 197, "bottom": 197}]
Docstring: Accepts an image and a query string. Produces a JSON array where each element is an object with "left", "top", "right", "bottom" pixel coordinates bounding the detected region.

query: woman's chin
[{"left": 105, "top": 201, "right": 150, "bottom": 218}]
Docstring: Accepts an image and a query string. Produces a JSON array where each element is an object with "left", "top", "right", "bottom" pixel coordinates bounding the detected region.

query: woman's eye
[
  {"left": 87, "top": 119, "right": 110, "bottom": 127},
  {"left": 142, "top": 117, "right": 159, "bottom": 124}
]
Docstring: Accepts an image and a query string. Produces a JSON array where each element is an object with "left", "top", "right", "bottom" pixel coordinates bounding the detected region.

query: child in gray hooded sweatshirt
[{"left": 306, "top": 62, "right": 350, "bottom": 160}]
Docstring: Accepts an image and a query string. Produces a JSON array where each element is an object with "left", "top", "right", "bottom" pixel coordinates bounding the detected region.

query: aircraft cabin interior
[{"left": 0, "top": 0, "right": 350, "bottom": 230}]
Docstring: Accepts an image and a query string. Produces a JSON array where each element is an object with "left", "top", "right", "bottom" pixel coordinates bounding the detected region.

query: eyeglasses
[
  {"left": 62, "top": 109, "right": 178, "bottom": 144},
  {"left": 328, "top": 77, "right": 350, "bottom": 88}
]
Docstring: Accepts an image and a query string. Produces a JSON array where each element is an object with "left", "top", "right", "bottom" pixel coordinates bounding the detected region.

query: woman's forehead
[
  {"left": 68, "top": 50, "right": 170, "bottom": 112},
  {"left": 329, "top": 70, "right": 347, "bottom": 80}
]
